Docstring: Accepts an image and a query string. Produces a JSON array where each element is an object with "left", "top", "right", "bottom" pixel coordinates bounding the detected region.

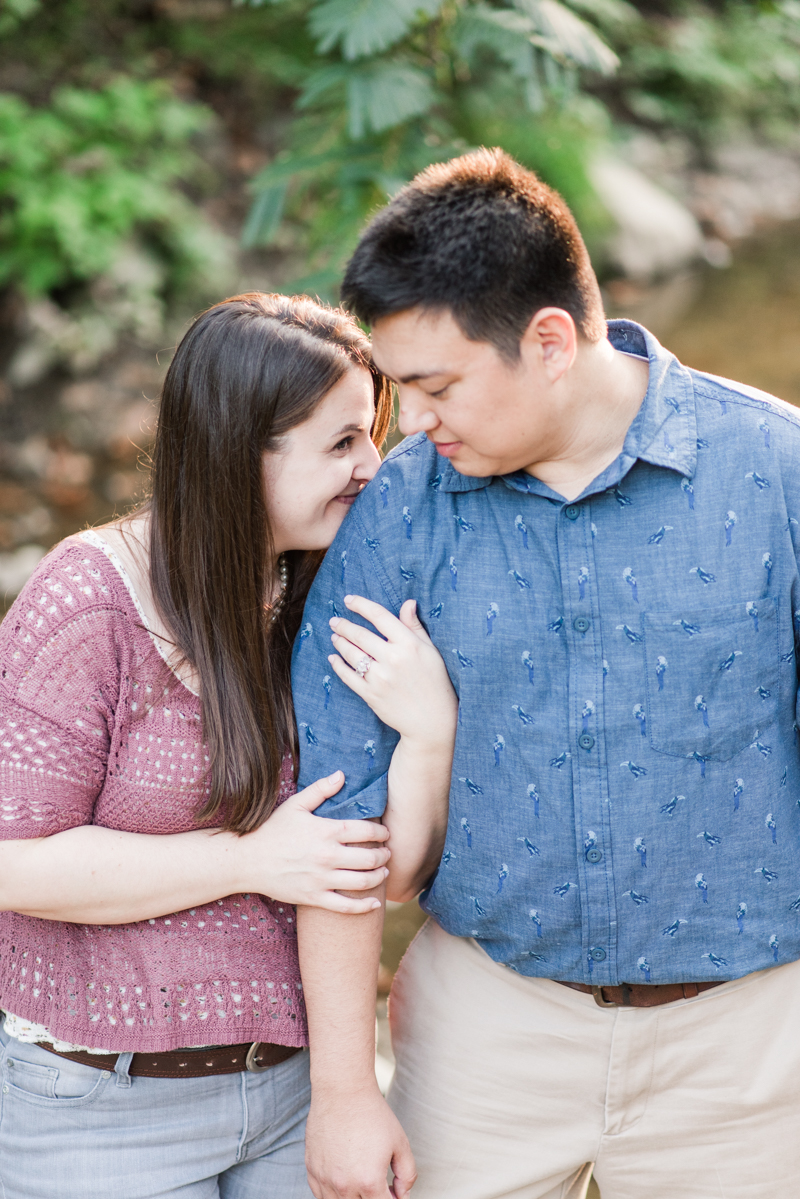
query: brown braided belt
[
  {"left": 558, "top": 980, "right": 723, "bottom": 1008},
  {"left": 38, "top": 1040, "right": 302, "bottom": 1078}
]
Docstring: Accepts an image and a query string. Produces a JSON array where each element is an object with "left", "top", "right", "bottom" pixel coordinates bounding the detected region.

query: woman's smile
[{"left": 332, "top": 486, "right": 364, "bottom": 506}]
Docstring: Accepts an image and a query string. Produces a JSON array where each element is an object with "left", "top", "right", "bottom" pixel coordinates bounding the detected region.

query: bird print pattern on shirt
[
  {"left": 725, "top": 511, "right": 737, "bottom": 546},
  {"left": 293, "top": 319, "right": 800, "bottom": 988},
  {"left": 578, "top": 567, "right": 589, "bottom": 600}
]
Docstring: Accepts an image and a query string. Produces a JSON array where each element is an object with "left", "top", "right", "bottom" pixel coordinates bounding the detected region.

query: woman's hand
[
  {"left": 328, "top": 596, "right": 458, "bottom": 749},
  {"left": 0, "top": 771, "right": 390, "bottom": 925},
  {"left": 237, "top": 771, "right": 391, "bottom": 914}
]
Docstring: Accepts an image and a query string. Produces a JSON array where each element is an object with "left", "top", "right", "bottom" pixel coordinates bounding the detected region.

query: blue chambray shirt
[{"left": 292, "top": 320, "right": 800, "bottom": 985}]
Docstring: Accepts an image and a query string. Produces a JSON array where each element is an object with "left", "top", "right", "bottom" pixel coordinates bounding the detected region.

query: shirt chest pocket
[{"left": 643, "top": 598, "right": 779, "bottom": 762}]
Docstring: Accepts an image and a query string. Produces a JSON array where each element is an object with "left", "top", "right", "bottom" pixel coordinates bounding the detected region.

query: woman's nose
[{"left": 353, "top": 439, "right": 382, "bottom": 481}]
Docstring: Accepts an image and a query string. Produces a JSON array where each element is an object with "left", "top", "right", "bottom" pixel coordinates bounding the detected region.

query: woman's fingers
[
  {"left": 328, "top": 651, "right": 369, "bottom": 694},
  {"left": 343, "top": 594, "right": 409, "bottom": 641},
  {"left": 398, "top": 598, "right": 431, "bottom": 642},
  {"left": 330, "top": 632, "right": 380, "bottom": 675},
  {"left": 334, "top": 845, "right": 391, "bottom": 871},
  {"left": 332, "top": 865, "right": 390, "bottom": 891},
  {"left": 338, "top": 819, "right": 389, "bottom": 843},
  {"left": 329, "top": 615, "right": 386, "bottom": 661},
  {"left": 294, "top": 771, "right": 345, "bottom": 812}
]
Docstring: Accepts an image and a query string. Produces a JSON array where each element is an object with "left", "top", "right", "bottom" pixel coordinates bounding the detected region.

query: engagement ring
[{"left": 355, "top": 655, "right": 373, "bottom": 677}]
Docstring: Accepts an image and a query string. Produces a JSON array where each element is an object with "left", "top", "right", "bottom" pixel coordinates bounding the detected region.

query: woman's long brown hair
[{"left": 149, "top": 293, "right": 392, "bottom": 834}]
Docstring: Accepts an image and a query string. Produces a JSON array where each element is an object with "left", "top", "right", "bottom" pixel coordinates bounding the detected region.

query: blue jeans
[{"left": 0, "top": 1024, "right": 315, "bottom": 1198}]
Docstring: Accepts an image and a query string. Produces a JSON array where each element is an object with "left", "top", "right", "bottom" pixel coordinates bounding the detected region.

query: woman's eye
[
  {"left": 332, "top": 436, "right": 355, "bottom": 452},
  {"left": 429, "top": 385, "right": 449, "bottom": 399}
]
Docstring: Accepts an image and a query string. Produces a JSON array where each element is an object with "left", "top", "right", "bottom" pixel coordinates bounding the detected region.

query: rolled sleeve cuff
[{"left": 313, "top": 771, "right": 388, "bottom": 821}]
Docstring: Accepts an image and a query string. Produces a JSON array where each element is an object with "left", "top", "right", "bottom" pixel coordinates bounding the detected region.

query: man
[{"left": 293, "top": 148, "right": 800, "bottom": 1199}]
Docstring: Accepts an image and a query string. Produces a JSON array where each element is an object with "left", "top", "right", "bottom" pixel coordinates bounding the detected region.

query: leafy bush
[
  {"left": 0, "top": 71, "right": 234, "bottom": 379},
  {"left": 0, "top": 75, "right": 228, "bottom": 298},
  {"left": 240, "top": 0, "right": 620, "bottom": 292},
  {"left": 595, "top": 0, "right": 800, "bottom": 146}
]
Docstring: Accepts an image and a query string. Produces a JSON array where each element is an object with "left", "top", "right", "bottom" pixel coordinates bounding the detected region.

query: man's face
[{"left": 370, "top": 306, "right": 564, "bottom": 477}]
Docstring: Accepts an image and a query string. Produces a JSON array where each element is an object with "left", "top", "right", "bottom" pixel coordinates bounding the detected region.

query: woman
[{"left": 0, "top": 294, "right": 456, "bottom": 1198}]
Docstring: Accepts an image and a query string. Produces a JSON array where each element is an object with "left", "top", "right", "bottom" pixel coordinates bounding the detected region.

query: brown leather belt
[
  {"left": 38, "top": 1040, "right": 302, "bottom": 1078},
  {"left": 559, "top": 980, "right": 723, "bottom": 1008}
]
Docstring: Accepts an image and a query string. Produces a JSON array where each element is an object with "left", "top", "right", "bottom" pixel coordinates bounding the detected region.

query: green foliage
[
  {"left": 309, "top": 0, "right": 446, "bottom": 59},
  {"left": 603, "top": 1, "right": 800, "bottom": 143},
  {"left": 243, "top": 0, "right": 619, "bottom": 293},
  {"left": 0, "top": 76, "right": 226, "bottom": 299},
  {"left": 0, "top": 0, "right": 41, "bottom": 38}
]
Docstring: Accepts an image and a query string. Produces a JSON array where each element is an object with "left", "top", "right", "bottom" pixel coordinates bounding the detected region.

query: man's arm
[
  {"left": 298, "top": 892, "right": 416, "bottom": 1199},
  {"left": 326, "top": 594, "right": 455, "bottom": 903},
  {"left": 293, "top": 505, "right": 421, "bottom": 1198}
]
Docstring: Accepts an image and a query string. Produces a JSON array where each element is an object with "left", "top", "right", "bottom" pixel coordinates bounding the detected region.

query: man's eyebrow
[{"left": 397, "top": 370, "right": 448, "bottom": 384}]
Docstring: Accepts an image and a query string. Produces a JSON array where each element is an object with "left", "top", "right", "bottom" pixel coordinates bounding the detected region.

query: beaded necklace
[{"left": 268, "top": 553, "right": 289, "bottom": 624}]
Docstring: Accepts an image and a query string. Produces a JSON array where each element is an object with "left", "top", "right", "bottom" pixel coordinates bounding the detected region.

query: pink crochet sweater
[{"left": 0, "top": 536, "right": 307, "bottom": 1052}]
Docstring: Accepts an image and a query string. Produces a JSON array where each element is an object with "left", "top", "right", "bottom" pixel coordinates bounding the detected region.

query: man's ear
[{"left": 520, "top": 308, "right": 578, "bottom": 383}]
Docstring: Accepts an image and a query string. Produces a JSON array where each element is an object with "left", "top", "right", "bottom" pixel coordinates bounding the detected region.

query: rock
[
  {"left": 610, "top": 132, "right": 800, "bottom": 247},
  {"left": 0, "top": 544, "right": 45, "bottom": 598},
  {"left": 690, "top": 145, "right": 800, "bottom": 241},
  {"left": 13, "top": 437, "right": 93, "bottom": 487},
  {"left": 589, "top": 154, "right": 705, "bottom": 282}
]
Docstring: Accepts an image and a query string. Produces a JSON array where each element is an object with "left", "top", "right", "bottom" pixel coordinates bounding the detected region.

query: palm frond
[
  {"left": 346, "top": 61, "right": 436, "bottom": 137},
  {"left": 514, "top": 0, "right": 619, "bottom": 73},
  {"left": 309, "top": 0, "right": 446, "bottom": 61}
]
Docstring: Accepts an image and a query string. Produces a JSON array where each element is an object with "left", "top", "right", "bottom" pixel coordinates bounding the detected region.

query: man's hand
[{"left": 306, "top": 1084, "right": 417, "bottom": 1199}]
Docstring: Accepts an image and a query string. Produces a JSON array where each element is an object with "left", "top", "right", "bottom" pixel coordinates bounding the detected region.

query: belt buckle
[
  {"left": 592, "top": 985, "right": 618, "bottom": 1008},
  {"left": 245, "top": 1042, "right": 271, "bottom": 1073}
]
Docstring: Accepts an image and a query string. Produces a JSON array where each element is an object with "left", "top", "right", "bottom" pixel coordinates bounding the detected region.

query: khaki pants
[{"left": 387, "top": 919, "right": 800, "bottom": 1199}]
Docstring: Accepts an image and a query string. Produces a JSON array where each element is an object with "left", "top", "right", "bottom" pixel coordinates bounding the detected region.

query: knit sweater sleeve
[{"left": 0, "top": 541, "right": 127, "bottom": 839}]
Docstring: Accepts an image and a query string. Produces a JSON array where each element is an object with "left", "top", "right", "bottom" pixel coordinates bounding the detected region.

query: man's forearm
[
  {"left": 297, "top": 890, "right": 384, "bottom": 1093},
  {"left": 384, "top": 735, "right": 451, "bottom": 903},
  {"left": 297, "top": 881, "right": 417, "bottom": 1199}
]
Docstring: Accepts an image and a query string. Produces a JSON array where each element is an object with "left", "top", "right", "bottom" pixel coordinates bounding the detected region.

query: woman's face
[{"left": 263, "top": 366, "right": 382, "bottom": 555}]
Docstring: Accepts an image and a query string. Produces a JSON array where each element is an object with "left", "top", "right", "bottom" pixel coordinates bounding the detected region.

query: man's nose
[{"left": 398, "top": 394, "right": 438, "bottom": 437}]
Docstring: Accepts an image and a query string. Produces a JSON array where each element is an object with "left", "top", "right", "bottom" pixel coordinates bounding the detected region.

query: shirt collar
[
  {"left": 610, "top": 320, "right": 697, "bottom": 482},
  {"left": 437, "top": 319, "right": 697, "bottom": 497}
]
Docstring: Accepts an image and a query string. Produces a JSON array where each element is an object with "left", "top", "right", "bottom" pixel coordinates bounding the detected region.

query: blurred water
[{"left": 607, "top": 221, "right": 800, "bottom": 405}]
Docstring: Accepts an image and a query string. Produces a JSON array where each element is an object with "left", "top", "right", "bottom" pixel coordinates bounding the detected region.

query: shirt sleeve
[
  {"left": 0, "top": 553, "right": 118, "bottom": 839},
  {"left": 292, "top": 504, "right": 402, "bottom": 820}
]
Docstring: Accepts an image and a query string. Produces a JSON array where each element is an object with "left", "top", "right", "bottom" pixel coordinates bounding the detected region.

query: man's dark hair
[{"left": 341, "top": 147, "right": 606, "bottom": 358}]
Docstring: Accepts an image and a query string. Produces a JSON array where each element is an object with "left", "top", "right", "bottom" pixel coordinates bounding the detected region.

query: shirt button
[
  {"left": 578, "top": 733, "right": 595, "bottom": 751},
  {"left": 586, "top": 847, "right": 603, "bottom": 864},
  {"left": 573, "top": 616, "right": 591, "bottom": 634},
  {"left": 590, "top": 947, "right": 607, "bottom": 962},
  {"left": 565, "top": 504, "right": 581, "bottom": 521}
]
